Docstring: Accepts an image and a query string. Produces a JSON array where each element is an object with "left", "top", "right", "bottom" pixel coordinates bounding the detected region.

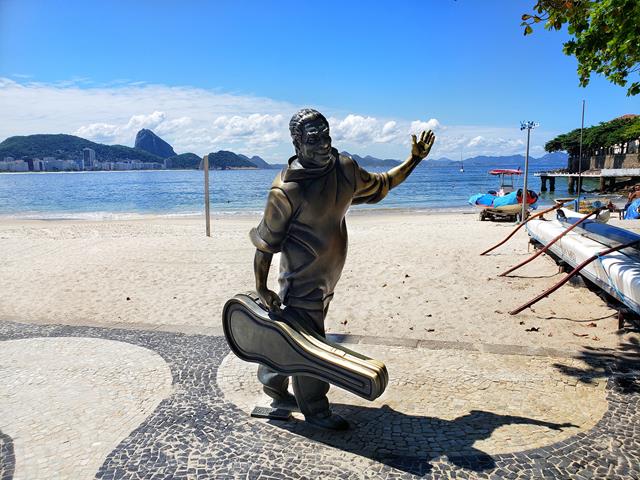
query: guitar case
[{"left": 222, "top": 292, "right": 388, "bottom": 401}]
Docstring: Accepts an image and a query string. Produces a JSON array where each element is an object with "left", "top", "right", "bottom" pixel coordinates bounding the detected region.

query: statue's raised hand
[{"left": 411, "top": 130, "right": 436, "bottom": 160}]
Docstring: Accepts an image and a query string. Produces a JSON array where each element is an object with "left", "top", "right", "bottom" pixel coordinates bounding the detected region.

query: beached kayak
[{"left": 526, "top": 208, "right": 640, "bottom": 314}]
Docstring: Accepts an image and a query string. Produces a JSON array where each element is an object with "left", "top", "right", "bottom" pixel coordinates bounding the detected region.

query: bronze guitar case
[{"left": 222, "top": 292, "right": 388, "bottom": 401}]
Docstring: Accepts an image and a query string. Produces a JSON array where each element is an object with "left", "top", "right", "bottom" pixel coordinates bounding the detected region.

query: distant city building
[
  {"left": 42, "top": 159, "right": 78, "bottom": 171},
  {"left": 0, "top": 159, "right": 29, "bottom": 172},
  {"left": 32, "top": 159, "right": 45, "bottom": 171},
  {"left": 1, "top": 152, "right": 163, "bottom": 173},
  {"left": 82, "top": 148, "right": 96, "bottom": 170},
  {"left": 26, "top": 159, "right": 38, "bottom": 171}
]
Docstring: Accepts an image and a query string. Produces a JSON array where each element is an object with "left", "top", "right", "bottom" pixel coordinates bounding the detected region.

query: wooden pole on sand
[
  {"left": 203, "top": 154, "right": 211, "bottom": 237},
  {"left": 509, "top": 239, "right": 640, "bottom": 315},
  {"left": 479, "top": 200, "right": 570, "bottom": 256},
  {"left": 498, "top": 208, "right": 601, "bottom": 277}
]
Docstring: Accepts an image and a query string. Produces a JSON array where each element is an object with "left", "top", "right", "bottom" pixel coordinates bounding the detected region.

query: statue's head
[{"left": 289, "top": 108, "right": 332, "bottom": 168}]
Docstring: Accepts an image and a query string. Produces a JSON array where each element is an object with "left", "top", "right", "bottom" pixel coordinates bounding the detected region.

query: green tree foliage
[
  {"left": 205, "top": 151, "right": 257, "bottom": 169},
  {"left": 545, "top": 115, "right": 640, "bottom": 153},
  {"left": 166, "top": 153, "right": 202, "bottom": 169},
  {"left": 523, "top": 0, "right": 640, "bottom": 96}
]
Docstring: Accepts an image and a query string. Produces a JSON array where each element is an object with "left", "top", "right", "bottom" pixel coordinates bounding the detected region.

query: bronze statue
[{"left": 246, "top": 108, "right": 435, "bottom": 430}]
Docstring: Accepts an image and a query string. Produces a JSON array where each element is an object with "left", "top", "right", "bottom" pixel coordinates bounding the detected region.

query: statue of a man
[{"left": 250, "top": 108, "right": 435, "bottom": 430}]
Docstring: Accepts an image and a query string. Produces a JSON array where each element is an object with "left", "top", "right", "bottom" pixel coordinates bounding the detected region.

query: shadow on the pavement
[
  {"left": 553, "top": 331, "right": 640, "bottom": 393},
  {"left": 272, "top": 406, "right": 576, "bottom": 476},
  {"left": 0, "top": 429, "right": 15, "bottom": 480}
]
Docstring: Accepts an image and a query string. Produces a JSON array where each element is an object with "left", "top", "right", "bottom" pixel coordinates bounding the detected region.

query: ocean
[{"left": 0, "top": 158, "right": 604, "bottom": 220}]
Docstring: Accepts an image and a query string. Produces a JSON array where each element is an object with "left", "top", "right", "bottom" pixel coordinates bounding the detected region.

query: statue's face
[{"left": 296, "top": 118, "right": 332, "bottom": 168}]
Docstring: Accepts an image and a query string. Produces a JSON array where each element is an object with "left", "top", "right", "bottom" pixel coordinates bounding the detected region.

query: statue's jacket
[{"left": 250, "top": 149, "right": 391, "bottom": 311}]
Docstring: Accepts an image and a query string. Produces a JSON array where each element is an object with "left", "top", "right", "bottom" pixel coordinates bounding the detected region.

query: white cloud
[
  {"left": 0, "top": 78, "right": 296, "bottom": 159},
  {"left": 0, "top": 78, "right": 551, "bottom": 161},
  {"left": 329, "top": 115, "right": 440, "bottom": 145},
  {"left": 75, "top": 111, "right": 167, "bottom": 144},
  {"left": 466, "top": 135, "right": 523, "bottom": 151},
  {"left": 211, "top": 113, "right": 286, "bottom": 147},
  {"left": 423, "top": 125, "right": 546, "bottom": 159},
  {"left": 409, "top": 119, "right": 441, "bottom": 134},
  {"left": 332, "top": 115, "right": 380, "bottom": 143},
  {"left": 74, "top": 123, "right": 120, "bottom": 143},
  {"left": 155, "top": 116, "right": 192, "bottom": 135}
]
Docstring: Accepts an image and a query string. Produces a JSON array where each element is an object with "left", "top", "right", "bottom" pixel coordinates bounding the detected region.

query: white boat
[
  {"left": 470, "top": 169, "right": 538, "bottom": 222},
  {"left": 490, "top": 168, "right": 521, "bottom": 197},
  {"left": 526, "top": 208, "right": 640, "bottom": 314}
]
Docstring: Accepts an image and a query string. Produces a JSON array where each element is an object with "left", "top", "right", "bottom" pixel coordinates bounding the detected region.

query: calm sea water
[{"left": 0, "top": 159, "right": 601, "bottom": 219}]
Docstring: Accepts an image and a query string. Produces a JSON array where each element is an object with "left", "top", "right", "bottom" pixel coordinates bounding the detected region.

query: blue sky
[{"left": 0, "top": 0, "right": 638, "bottom": 161}]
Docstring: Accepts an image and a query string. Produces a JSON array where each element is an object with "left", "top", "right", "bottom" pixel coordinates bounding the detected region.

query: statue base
[{"left": 250, "top": 406, "right": 292, "bottom": 421}]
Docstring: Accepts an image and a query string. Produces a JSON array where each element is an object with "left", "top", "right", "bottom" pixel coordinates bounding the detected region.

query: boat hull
[
  {"left": 556, "top": 210, "right": 639, "bottom": 252},
  {"left": 526, "top": 213, "right": 640, "bottom": 314}
]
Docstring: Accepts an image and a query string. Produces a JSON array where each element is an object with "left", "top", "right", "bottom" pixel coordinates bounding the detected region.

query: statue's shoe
[
  {"left": 271, "top": 396, "right": 299, "bottom": 411},
  {"left": 263, "top": 386, "right": 299, "bottom": 411},
  {"left": 305, "top": 412, "right": 350, "bottom": 431}
]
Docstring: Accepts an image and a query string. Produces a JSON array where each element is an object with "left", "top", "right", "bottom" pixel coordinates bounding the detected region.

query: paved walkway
[{"left": 1, "top": 320, "right": 639, "bottom": 479}]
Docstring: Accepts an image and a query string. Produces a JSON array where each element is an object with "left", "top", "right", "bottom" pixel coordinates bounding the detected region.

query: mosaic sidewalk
[{"left": 0, "top": 320, "right": 639, "bottom": 479}]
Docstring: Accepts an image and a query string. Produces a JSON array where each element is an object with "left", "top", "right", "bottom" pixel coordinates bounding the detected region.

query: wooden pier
[{"left": 536, "top": 168, "right": 640, "bottom": 193}]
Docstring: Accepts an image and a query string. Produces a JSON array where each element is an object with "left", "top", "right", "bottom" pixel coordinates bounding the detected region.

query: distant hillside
[
  {"left": 167, "top": 152, "right": 201, "bottom": 169},
  {"left": 341, "top": 151, "right": 401, "bottom": 168},
  {"left": 429, "top": 157, "right": 457, "bottom": 165},
  {"left": 426, "top": 152, "right": 568, "bottom": 166},
  {"left": 0, "top": 134, "right": 164, "bottom": 163},
  {"left": 536, "top": 152, "right": 568, "bottom": 162},
  {"left": 0, "top": 131, "right": 285, "bottom": 171},
  {"left": 5, "top": 131, "right": 566, "bottom": 172},
  {"left": 205, "top": 150, "right": 258, "bottom": 169},
  {"left": 238, "top": 153, "right": 280, "bottom": 169},
  {"left": 135, "top": 129, "right": 176, "bottom": 158},
  {"left": 464, "top": 154, "right": 527, "bottom": 165}
]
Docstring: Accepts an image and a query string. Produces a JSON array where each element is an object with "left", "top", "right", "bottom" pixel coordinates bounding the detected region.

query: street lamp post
[
  {"left": 520, "top": 121, "right": 539, "bottom": 222},
  {"left": 577, "top": 100, "right": 586, "bottom": 206}
]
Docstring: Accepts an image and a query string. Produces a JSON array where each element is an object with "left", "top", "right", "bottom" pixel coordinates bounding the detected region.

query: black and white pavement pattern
[{"left": 0, "top": 320, "right": 638, "bottom": 479}]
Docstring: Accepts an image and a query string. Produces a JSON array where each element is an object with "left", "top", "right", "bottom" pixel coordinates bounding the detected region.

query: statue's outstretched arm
[{"left": 387, "top": 130, "right": 435, "bottom": 189}]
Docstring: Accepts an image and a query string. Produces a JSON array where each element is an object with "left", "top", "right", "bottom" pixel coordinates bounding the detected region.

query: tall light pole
[
  {"left": 576, "top": 100, "right": 586, "bottom": 206},
  {"left": 520, "top": 121, "right": 539, "bottom": 222}
]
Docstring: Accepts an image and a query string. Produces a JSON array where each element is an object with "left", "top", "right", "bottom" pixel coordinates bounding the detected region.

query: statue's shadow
[
  {"left": 270, "top": 405, "right": 576, "bottom": 476},
  {"left": 0, "top": 429, "right": 15, "bottom": 480}
]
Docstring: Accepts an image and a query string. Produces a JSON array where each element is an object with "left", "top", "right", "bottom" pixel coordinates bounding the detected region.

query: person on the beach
[
  {"left": 250, "top": 108, "right": 435, "bottom": 430},
  {"left": 624, "top": 185, "right": 640, "bottom": 213}
]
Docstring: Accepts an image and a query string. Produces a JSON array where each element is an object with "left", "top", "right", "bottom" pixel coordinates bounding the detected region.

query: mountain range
[
  {"left": 428, "top": 151, "right": 567, "bottom": 165},
  {"left": 0, "top": 131, "right": 275, "bottom": 170},
  {"left": 135, "top": 129, "right": 176, "bottom": 158},
  {"left": 0, "top": 133, "right": 164, "bottom": 164},
  {"left": 0, "top": 129, "right": 568, "bottom": 170},
  {"left": 340, "top": 151, "right": 401, "bottom": 168}
]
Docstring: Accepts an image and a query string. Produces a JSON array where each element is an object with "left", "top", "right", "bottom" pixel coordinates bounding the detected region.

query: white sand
[{"left": 1, "top": 211, "right": 637, "bottom": 351}]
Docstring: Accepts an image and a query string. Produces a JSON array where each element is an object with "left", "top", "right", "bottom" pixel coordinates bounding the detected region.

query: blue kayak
[{"left": 469, "top": 189, "right": 538, "bottom": 209}]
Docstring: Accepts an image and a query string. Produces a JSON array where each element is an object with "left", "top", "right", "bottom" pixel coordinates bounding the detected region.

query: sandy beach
[{"left": 1, "top": 210, "right": 636, "bottom": 352}]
